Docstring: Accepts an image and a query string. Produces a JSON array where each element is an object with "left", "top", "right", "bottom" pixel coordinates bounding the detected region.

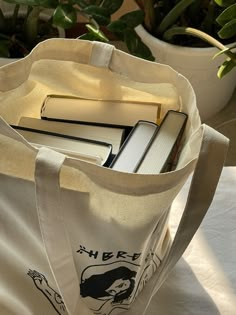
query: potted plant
[
  {"left": 1, "top": 0, "right": 235, "bottom": 120},
  {"left": 67, "top": 0, "right": 236, "bottom": 121},
  {"left": 64, "top": 0, "right": 155, "bottom": 60},
  {"left": 0, "top": 0, "right": 154, "bottom": 65},
  {"left": 0, "top": 1, "right": 68, "bottom": 65},
  {"left": 131, "top": 0, "right": 236, "bottom": 120}
]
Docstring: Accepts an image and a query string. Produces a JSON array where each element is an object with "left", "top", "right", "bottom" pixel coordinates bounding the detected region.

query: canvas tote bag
[{"left": 0, "top": 39, "right": 229, "bottom": 315}]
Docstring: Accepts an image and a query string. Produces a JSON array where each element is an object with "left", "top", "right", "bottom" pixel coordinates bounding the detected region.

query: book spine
[
  {"left": 136, "top": 111, "right": 188, "bottom": 174},
  {"left": 110, "top": 120, "right": 158, "bottom": 172}
]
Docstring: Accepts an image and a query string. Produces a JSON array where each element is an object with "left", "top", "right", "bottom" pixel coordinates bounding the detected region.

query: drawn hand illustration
[{"left": 27, "top": 269, "right": 67, "bottom": 315}]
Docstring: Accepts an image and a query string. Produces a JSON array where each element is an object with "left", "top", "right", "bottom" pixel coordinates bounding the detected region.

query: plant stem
[
  {"left": 12, "top": 4, "right": 20, "bottom": 31},
  {"left": 143, "top": 0, "right": 156, "bottom": 32},
  {"left": 164, "top": 26, "right": 236, "bottom": 63},
  {"left": 157, "top": 0, "right": 196, "bottom": 34},
  {"left": 0, "top": 8, "right": 5, "bottom": 31},
  {"left": 134, "top": 0, "right": 144, "bottom": 11},
  {"left": 24, "top": 6, "right": 41, "bottom": 47},
  {"left": 0, "top": 33, "right": 10, "bottom": 40},
  {"left": 134, "top": 0, "right": 155, "bottom": 31}
]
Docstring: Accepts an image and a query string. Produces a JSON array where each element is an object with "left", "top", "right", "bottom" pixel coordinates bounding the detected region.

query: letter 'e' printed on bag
[{"left": 0, "top": 39, "right": 229, "bottom": 315}]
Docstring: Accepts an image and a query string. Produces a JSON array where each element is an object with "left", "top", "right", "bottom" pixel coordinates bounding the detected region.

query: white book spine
[
  {"left": 110, "top": 121, "right": 158, "bottom": 173},
  {"left": 137, "top": 111, "right": 187, "bottom": 174}
]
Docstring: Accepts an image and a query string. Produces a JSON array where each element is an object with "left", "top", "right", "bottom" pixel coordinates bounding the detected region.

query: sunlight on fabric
[
  {"left": 168, "top": 168, "right": 236, "bottom": 314},
  {"left": 184, "top": 231, "right": 235, "bottom": 313}
]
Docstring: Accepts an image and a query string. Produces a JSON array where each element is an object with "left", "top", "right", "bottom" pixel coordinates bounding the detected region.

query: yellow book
[{"left": 41, "top": 95, "right": 161, "bottom": 126}]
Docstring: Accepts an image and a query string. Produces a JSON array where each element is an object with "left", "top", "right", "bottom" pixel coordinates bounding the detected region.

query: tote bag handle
[
  {"left": 34, "top": 124, "right": 228, "bottom": 315},
  {"left": 138, "top": 124, "right": 229, "bottom": 314}
]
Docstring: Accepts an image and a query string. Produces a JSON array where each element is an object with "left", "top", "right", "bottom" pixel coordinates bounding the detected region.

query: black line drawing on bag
[
  {"left": 27, "top": 269, "right": 67, "bottom": 315},
  {"left": 81, "top": 266, "right": 136, "bottom": 303},
  {"left": 77, "top": 245, "right": 141, "bottom": 262},
  {"left": 80, "top": 262, "right": 139, "bottom": 315},
  {"left": 132, "top": 252, "right": 161, "bottom": 298},
  {"left": 79, "top": 250, "right": 161, "bottom": 315}
]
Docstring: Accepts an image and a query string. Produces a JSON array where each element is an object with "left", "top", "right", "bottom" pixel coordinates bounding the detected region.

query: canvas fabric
[{"left": 0, "top": 39, "right": 229, "bottom": 315}]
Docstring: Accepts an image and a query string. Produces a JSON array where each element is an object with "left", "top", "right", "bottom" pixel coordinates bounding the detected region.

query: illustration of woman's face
[{"left": 105, "top": 279, "right": 130, "bottom": 296}]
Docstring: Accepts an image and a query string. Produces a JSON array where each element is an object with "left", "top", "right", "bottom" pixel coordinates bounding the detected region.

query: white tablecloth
[{"left": 134, "top": 167, "right": 236, "bottom": 315}]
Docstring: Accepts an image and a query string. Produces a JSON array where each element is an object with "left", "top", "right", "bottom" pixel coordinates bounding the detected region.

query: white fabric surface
[{"left": 141, "top": 166, "right": 236, "bottom": 315}]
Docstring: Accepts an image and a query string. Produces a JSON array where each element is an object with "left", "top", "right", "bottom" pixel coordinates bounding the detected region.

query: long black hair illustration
[{"left": 80, "top": 265, "right": 137, "bottom": 303}]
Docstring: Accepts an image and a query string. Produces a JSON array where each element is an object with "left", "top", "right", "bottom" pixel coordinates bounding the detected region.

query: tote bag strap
[
  {"left": 33, "top": 124, "right": 228, "bottom": 315},
  {"left": 34, "top": 148, "right": 84, "bottom": 315},
  {"left": 137, "top": 124, "right": 229, "bottom": 315}
]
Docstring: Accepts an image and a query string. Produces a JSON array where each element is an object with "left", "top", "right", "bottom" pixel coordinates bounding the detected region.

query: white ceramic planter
[
  {"left": 136, "top": 25, "right": 236, "bottom": 121},
  {"left": 0, "top": 10, "right": 65, "bottom": 67}
]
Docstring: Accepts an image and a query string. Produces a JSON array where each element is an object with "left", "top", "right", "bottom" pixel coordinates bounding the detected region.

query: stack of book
[{"left": 12, "top": 95, "right": 187, "bottom": 173}]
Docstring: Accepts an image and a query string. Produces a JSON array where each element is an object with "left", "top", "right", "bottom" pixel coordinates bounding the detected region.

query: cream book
[
  {"left": 136, "top": 111, "right": 188, "bottom": 174},
  {"left": 40, "top": 95, "right": 161, "bottom": 126},
  {"left": 110, "top": 111, "right": 187, "bottom": 173},
  {"left": 110, "top": 121, "right": 158, "bottom": 173},
  {"left": 12, "top": 126, "right": 112, "bottom": 166},
  {"left": 19, "top": 116, "right": 125, "bottom": 154}
]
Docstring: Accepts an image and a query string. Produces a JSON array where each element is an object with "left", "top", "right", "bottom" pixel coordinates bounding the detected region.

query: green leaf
[
  {"left": 4, "top": 0, "right": 58, "bottom": 8},
  {"left": 24, "top": 6, "right": 41, "bottom": 45},
  {"left": 213, "top": 44, "right": 236, "bottom": 59},
  {"left": 217, "top": 58, "right": 236, "bottom": 78},
  {"left": 53, "top": 4, "right": 77, "bottom": 29},
  {"left": 120, "top": 10, "right": 144, "bottom": 28},
  {"left": 87, "top": 0, "right": 102, "bottom": 4},
  {"left": 101, "top": 0, "right": 124, "bottom": 14},
  {"left": 85, "top": 23, "right": 109, "bottom": 41},
  {"left": 218, "top": 18, "right": 236, "bottom": 39},
  {"left": 79, "top": 32, "right": 98, "bottom": 41},
  {"left": 107, "top": 20, "right": 127, "bottom": 33},
  {"left": 213, "top": 47, "right": 230, "bottom": 58},
  {"left": 73, "top": 0, "right": 89, "bottom": 8},
  {"left": 216, "top": 4, "right": 236, "bottom": 26},
  {"left": 72, "top": 0, "right": 103, "bottom": 7},
  {"left": 214, "top": 0, "right": 235, "bottom": 8},
  {"left": 3, "top": 0, "right": 39, "bottom": 5},
  {"left": 228, "top": 43, "right": 236, "bottom": 50},
  {"left": 38, "top": 0, "right": 58, "bottom": 8},
  {"left": 124, "top": 29, "right": 154, "bottom": 61},
  {"left": 158, "top": 0, "right": 195, "bottom": 34},
  {"left": 82, "top": 5, "right": 110, "bottom": 25}
]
